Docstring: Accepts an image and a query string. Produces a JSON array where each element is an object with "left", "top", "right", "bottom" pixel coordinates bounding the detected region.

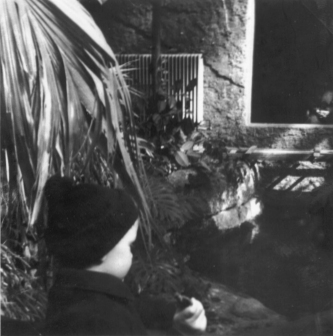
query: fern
[
  {"left": 143, "top": 177, "right": 184, "bottom": 228},
  {"left": 127, "top": 249, "right": 183, "bottom": 295},
  {"left": 127, "top": 248, "right": 209, "bottom": 300}
]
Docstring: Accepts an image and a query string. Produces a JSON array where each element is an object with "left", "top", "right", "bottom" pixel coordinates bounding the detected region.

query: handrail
[{"left": 227, "top": 147, "right": 333, "bottom": 162}]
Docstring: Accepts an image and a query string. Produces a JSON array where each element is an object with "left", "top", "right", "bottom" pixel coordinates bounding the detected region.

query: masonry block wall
[{"left": 87, "top": 0, "right": 333, "bottom": 149}]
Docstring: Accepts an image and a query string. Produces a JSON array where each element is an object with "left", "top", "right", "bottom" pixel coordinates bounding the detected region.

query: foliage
[
  {"left": 0, "top": 0, "right": 148, "bottom": 230},
  {"left": 0, "top": 0, "right": 261, "bottom": 324},
  {"left": 1, "top": 172, "right": 49, "bottom": 321},
  {"left": 0, "top": 0, "right": 151, "bottom": 323},
  {"left": 126, "top": 247, "right": 209, "bottom": 301},
  {"left": 224, "top": 159, "right": 259, "bottom": 187},
  {"left": 143, "top": 176, "right": 183, "bottom": 225},
  {"left": 1, "top": 244, "right": 47, "bottom": 321},
  {"left": 141, "top": 175, "right": 202, "bottom": 232},
  {"left": 128, "top": 130, "right": 262, "bottom": 301},
  {"left": 128, "top": 69, "right": 214, "bottom": 234},
  {"left": 128, "top": 250, "right": 184, "bottom": 295},
  {"left": 130, "top": 54, "right": 208, "bottom": 173},
  {"left": 137, "top": 103, "right": 207, "bottom": 173}
]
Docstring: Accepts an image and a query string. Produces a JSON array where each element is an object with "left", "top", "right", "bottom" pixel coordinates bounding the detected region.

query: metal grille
[{"left": 116, "top": 54, "right": 204, "bottom": 123}]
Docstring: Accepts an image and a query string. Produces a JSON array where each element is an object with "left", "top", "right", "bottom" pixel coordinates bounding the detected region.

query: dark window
[{"left": 251, "top": 0, "right": 333, "bottom": 124}]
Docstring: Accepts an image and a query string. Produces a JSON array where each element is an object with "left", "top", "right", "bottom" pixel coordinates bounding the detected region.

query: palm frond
[{"left": 0, "top": 0, "right": 149, "bottom": 236}]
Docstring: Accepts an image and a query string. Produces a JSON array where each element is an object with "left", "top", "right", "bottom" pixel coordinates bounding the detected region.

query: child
[{"left": 43, "top": 175, "right": 207, "bottom": 335}]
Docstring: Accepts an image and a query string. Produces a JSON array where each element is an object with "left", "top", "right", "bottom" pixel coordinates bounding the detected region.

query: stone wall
[{"left": 87, "top": 0, "right": 333, "bottom": 149}]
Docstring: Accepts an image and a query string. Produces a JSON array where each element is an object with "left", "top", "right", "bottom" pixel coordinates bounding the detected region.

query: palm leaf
[{"left": 1, "top": 0, "right": 150, "bottom": 240}]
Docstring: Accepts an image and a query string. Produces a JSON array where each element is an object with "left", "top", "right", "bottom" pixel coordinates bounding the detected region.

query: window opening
[{"left": 251, "top": 0, "right": 333, "bottom": 125}]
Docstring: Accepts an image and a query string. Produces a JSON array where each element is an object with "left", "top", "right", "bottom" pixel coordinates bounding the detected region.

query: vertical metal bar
[
  {"left": 146, "top": 54, "right": 149, "bottom": 95},
  {"left": 128, "top": 55, "right": 131, "bottom": 88},
  {"left": 141, "top": 55, "right": 145, "bottom": 121},
  {"left": 193, "top": 55, "right": 197, "bottom": 122},
  {"left": 139, "top": 55, "right": 142, "bottom": 95},
  {"left": 131, "top": 55, "right": 134, "bottom": 87},
  {"left": 191, "top": 55, "right": 194, "bottom": 122},
  {"left": 137, "top": 55, "right": 140, "bottom": 94},
  {"left": 185, "top": 55, "right": 189, "bottom": 118},
  {"left": 143, "top": 55, "right": 147, "bottom": 95},
  {"left": 149, "top": 55, "right": 152, "bottom": 97},
  {"left": 166, "top": 56, "right": 170, "bottom": 96},
  {"left": 145, "top": 55, "right": 148, "bottom": 121},
  {"left": 161, "top": 55, "right": 165, "bottom": 94},
  {"left": 170, "top": 56, "right": 172, "bottom": 97},
  {"left": 143, "top": 53, "right": 146, "bottom": 94},
  {"left": 138, "top": 55, "right": 141, "bottom": 93},
  {"left": 186, "top": 55, "right": 189, "bottom": 118},
  {"left": 173, "top": 56, "right": 176, "bottom": 99},
  {"left": 116, "top": 53, "right": 203, "bottom": 123},
  {"left": 143, "top": 55, "right": 146, "bottom": 95},
  {"left": 175, "top": 55, "right": 181, "bottom": 105},
  {"left": 139, "top": 55, "right": 141, "bottom": 91},
  {"left": 182, "top": 56, "right": 185, "bottom": 117},
  {"left": 197, "top": 54, "right": 204, "bottom": 122},
  {"left": 189, "top": 55, "right": 193, "bottom": 120},
  {"left": 173, "top": 56, "right": 176, "bottom": 98},
  {"left": 188, "top": 55, "right": 191, "bottom": 118}
]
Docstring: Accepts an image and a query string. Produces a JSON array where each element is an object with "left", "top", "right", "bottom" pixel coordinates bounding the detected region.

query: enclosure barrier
[
  {"left": 227, "top": 147, "right": 333, "bottom": 162},
  {"left": 227, "top": 147, "right": 333, "bottom": 191},
  {"left": 116, "top": 54, "right": 204, "bottom": 123}
]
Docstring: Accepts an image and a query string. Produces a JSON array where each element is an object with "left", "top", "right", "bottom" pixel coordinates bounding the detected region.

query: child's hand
[{"left": 173, "top": 297, "right": 207, "bottom": 335}]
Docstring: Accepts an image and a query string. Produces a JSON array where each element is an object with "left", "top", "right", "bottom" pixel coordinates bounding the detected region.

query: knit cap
[{"left": 44, "top": 175, "right": 139, "bottom": 268}]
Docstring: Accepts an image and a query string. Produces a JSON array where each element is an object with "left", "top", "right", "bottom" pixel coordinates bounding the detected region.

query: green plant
[
  {"left": 135, "top": 97, "right": 208, "bottom": 174},
  {"left": 1, "top": 0, "right": 148, "bottom": 229},
  {"left": 141, "top": 176, "right": 202, "bottom": 233},
  {"left": 0, "top": 0, "right": 152, "bottom": 322},
  {"left": 126, "top": 53, "right": 208, "bottom": 172},
  {"left": 126, "top": 247, "right": 209, "bottom": 300},
  {"left": 128, "top": 250, "right": 183, "bottom": 295},
  {"left": 1, "top": 244, "right": 47, "bottom": 321}
]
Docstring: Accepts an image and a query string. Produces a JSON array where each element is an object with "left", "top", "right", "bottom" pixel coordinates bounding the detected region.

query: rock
[
  {"left": 167, "top": 161, "right": 260, "bottom": 231},
  {"left": 230, "top": 297, "right": 279, "bottom": 320},
  {"left": 213, "top": 198, "right": 262, "bottom": 230},
  {"left": 204, "top": 281, "right": 286, "bottom": 335}
]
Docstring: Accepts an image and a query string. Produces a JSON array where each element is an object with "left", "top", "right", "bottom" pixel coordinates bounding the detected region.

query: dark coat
[{"left": 43, "top": 269, "right": 176, "bottom": 336}]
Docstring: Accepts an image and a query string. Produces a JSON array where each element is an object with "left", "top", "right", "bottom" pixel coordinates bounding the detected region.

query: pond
[{"left": 182, "top": 189, "right": 333, "bottom": 321}]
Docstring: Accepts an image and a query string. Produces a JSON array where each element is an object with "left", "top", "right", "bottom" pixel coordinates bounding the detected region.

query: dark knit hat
[{"left": 44, "top": 175, "right": 139, "bottom": 269}]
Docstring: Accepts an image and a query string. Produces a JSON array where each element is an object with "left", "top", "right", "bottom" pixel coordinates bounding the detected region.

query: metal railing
[{"left": 116, "top": 54, "right": 204, "bottom": 123}]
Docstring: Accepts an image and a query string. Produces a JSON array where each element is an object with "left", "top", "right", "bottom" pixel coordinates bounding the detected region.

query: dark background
[{"left": 251, "top": 0, "right": 333, "bottom": 123}]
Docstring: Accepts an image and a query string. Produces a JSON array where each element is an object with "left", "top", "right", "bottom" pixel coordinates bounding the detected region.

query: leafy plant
[
  {"left": 140, "top": 175, "right": 203, "bottom": 233},
  {"left": 136, "top": 98, "right": 208, "bottom": 173},
  {"left": 0, "top": 0, "right": 153, "bottom": 323},
  {"left": 126, "top": 247, "right": 209, "bottom": 301},
  {"left": 124, "top": 54, "right": 208, "bottom": 172},
  {"left": 0, "top": 0, "right": 148, "bottom": 230},
  {"left": 128, "top": 250, "right": 183, "bottom": 295},
  {"left": 1, "top": 244, "right": 47, "bottom": 321},
  {"left": 144, "top": 177, "right": 183, "bottom": 225}
]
